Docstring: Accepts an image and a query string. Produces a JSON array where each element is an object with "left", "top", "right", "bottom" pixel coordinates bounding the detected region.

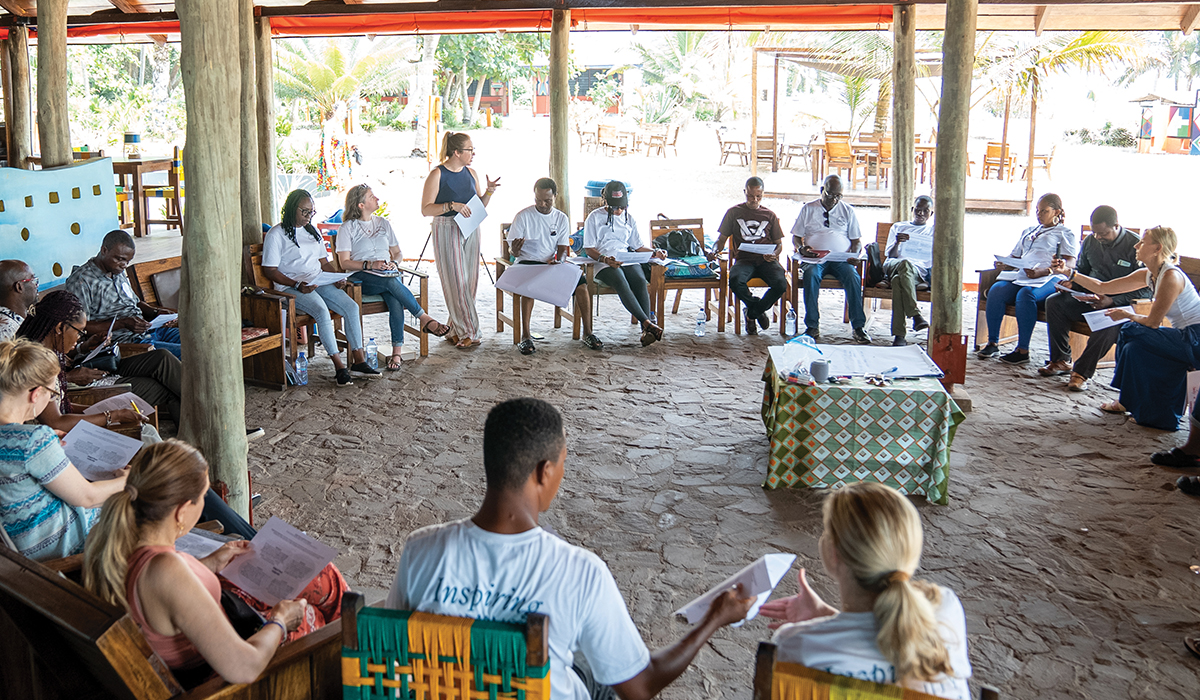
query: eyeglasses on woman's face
[
  {"left": 32, "top": 384, "right": 62, "bottom": 404},
  {"left": 297, "top": 207, "right": 316, "bottom": 217}
]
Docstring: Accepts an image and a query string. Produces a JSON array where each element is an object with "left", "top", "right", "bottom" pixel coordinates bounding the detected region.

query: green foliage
[
  {"left": 510, "top": 79, "right": 530, "bottom": 107},
  {"left": 1064, "top": 122, "right": 1136, "bottom": 148},
  {"left": 66, "top": 44, "right": 185, "bottom": 144},
  {"left": 587, "top": 77, "right": 622, "bottom": 110},
  {"left": 442, "top": 106, "right": 462, "bottom": 128},
  {"left": 693, "top": 102, "right": 718, "bottom": 122},
  {"left": 275, "top": 114, "right": 293, "bottom": 138},
  {"left": 275, "top": 37, "right": 416, "bottom": 122},
  {"left": 374, "top": 101, "right": 410, "bottom": 130},
  {"left": 636, "top": 85, "right": 681, "bottom": 124},
  {"left": 838, "top": 75, "right": 875, "bottom": 136},
  {"left": 492, "top": 116, "right": 503, "bottom": 129},
  {"left": 276, "top": 142, "right": 321, "bottom": 174}
]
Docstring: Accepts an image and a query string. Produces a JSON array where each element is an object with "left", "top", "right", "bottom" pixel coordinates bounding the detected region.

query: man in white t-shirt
[
  {"left": 508, "top": 178, "right": 601, "bottom": 355},
  {"left": 880, "top": 195, "right": 934, "bottom": 346},
  {"left": 791, "top": 175, "right": 870, "bottom": 344},
  {"left": 386, "top": 398, "right": 753, "bottom": 700}
]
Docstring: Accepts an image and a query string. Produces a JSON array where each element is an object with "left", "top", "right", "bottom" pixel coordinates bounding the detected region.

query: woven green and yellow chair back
[
  {"left": 753, "top": 643, "right": 975, "bottom": 700},
  {"left": 341, "top": 593, "right": 550, "bottom": 700}
]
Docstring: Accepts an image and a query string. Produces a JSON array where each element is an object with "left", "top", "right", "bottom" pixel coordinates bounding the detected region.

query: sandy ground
[{"left": 130, "top": 120, "right": 1200, "bottom": 699}]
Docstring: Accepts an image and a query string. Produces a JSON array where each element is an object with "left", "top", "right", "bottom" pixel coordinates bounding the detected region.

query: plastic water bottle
[
  {"left": 785, "top": 309, "right": 797, "bottom": 337},
  {"left": 295, "top": 351, "right": 308, "bottom": 386},
  {"left": 694, "top": 307, "right": 707, "bottom": 337},
  {"left": 366, "top": 337, "right": 378, "bottom": 370}
]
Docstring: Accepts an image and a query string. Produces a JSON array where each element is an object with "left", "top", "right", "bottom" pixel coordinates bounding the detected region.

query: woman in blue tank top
[{"left": 421, "top": 132, "right": 500, "bottom": 349}]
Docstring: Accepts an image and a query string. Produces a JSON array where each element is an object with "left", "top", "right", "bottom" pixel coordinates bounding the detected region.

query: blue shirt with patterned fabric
[{"left": 0, "top": 423, "right": 97, "bottom": 561}]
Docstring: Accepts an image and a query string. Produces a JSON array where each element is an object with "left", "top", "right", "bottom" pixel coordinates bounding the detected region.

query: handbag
[{"left": 80, "top": 345, "right": 121, "bottom": 373}]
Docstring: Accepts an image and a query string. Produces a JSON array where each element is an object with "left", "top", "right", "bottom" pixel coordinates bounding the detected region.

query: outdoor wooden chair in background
[
  {"left": 597, "top": 124, "right": 627, "bottom": 156},
  {"left": 143, "top": 145, "right": 184, "bottom": 234},
  {"left": 574, "top": 121, "right": 597, "bottom": 153},
  {"left": 648, "top": 217, "right": 725, "bottom": 331},
  {"left": 1021, "top": 144, "right": 1056, "bottom": 180},
  {"left": 781, "top": 135, "right": 815, "bottom": 170},
  {"left": 825, "top": 138, "right": 865, "bottom": 189},
  {"left": 752, "top": 642, "right": 1000, "bottom": 700},
  {"left": 981, "top": 142, "right": 1017, "bottom": 181},
  {"left": 869, "top": 138, "right": 893, "bottom": 188},
  {"left": 716, "top": 128, "right": 748, "bottom": 166},
  {"left": 341, "top": 592, "right": 550, "bottom": 700},
  {"left": 495, "top": 223, "right": 578, "bottom": 346}
]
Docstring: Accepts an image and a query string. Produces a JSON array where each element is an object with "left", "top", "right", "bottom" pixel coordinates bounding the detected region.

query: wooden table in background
[{"left": 111, "top": 157, "right": 173, "bottom": 238}]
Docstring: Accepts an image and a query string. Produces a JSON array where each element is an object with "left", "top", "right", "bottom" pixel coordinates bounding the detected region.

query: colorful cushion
[{"left": 664, "top": 255, "right": 717, "bottom": 279}]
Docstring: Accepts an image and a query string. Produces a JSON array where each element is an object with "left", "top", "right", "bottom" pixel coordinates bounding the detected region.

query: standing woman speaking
[{"left": 421, "top": 132, "right": 500, "bottom": 349}]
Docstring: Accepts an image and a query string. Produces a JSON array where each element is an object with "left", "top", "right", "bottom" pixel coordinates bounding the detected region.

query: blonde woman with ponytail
[
  {"left": 0, "top": 338, "right": 128, "bottom": 561},
  {"left": 83, "top": 440, "right": 347, "bottom": 686},
  {"left": 1051, "top": 226, "right": 1200, "bottom": 430},
  {"left": 761, "top": 482, "right": 971, "bottom": 698},
  {"left": 420, "top": 131, "right": 501, "bottom": 348}
]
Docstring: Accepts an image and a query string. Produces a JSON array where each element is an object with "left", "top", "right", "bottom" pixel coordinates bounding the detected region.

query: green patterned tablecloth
[{"left": 761, "top": 357, "right": 965, "bottom": 504}]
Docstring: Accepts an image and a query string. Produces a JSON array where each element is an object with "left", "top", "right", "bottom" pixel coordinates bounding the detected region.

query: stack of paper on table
[
  {"left": 675, "top": 553, "right": 795, "bottom": 626},
  {"left": 769, "top": 343, "right": 944, "bottom": 379},
  {"left": 220, "top": 517, "right": 339, "bottom": 605}
]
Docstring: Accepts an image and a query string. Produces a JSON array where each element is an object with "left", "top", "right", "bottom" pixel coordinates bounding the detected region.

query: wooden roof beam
[
  {"left": 109, "top": 0, "right": 150, "bottom": 12},
  {"left": 0, "top": 0, "right": 32, "bottom": 17},
  {"left": 1034, "top": 5, "right": 1050, "bottom": 34},
  {"left": 1183, "top": 5, "right": 1200, "bottom": 34}
]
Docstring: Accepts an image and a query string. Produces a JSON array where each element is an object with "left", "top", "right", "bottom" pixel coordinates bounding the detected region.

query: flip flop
[
  {"left": 455, "top": 337, "right": 474, "bottom": 349},
  {"left": 1100, "top": 401, "right": 1127, "bottom": 414},
  {"left": 1178, "top": 476, "right": 1200, "bottom": 497},
  {"left": 1150, "top": 447, "right": 1200, "bottom": 469},
  {"left": 422, "top": 319, "right": 451, "bottom": 337},
  {"left": 386, "top": 354, "right": 403, "bottom": 371}
]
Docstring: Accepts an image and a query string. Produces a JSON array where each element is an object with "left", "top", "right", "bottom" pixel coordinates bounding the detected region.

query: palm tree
[
  {"left": 275, "top": 37, "right": 416, "bottom": 122},
  {"left": 1118, "top": 31, "right": 1200, "bottom": 92}
]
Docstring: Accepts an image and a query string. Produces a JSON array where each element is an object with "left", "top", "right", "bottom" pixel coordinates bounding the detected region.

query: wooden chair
[
  {"left": 716, "top": 129, "right": 749, "bottom": 166},
  {"left": 728, "top": 255, "right": 791, "bottom": 337},
  {"left": 143, "top": 145, "right": 184, "bottom": 233},
  {"left": 323, "top": 229, "right": 431, "bottom": 358},
  {"left": 597, "top": 124, "right": 626, "bottom": 156},
  {"left": 755, "top": 134, "right": 779, "bottom": 171},
  {"left": 870, "top": 138, "right": 893, "bottom": 188},
  {"left": 574, "top": 122, "right": 597, "bottom": 153},
  {"left": 862, "top": 221, "right": 932, "bottom": 326},
  {"left": 981, "top": 142, "right": 1016, "bottom": 182},
  {"left": 1020, "top": 144, "right": 1056, "bottom": 180},
  {"left": 127, "top": 255, "right": 289, "bottom": 389},
  {"left": 753, "top": 642, "right": 1000, "bottom": 700},
  {"left": 495, "top": 223, "right": 578, "bottom": 345},
  {"left": 790, "top": 251, "right": 859, "bottom": 328},
  {"left": 648, "top": 218, "right": 725, "bottom": 332},
  {"left": 0, "top": 544, "right": 342, "bottom": 700},
  {"left": 244, "top": 244, "right": 353, "bottom": 368},
  {"left": 825, "top": 138, "right": 865, "bottom": 189},
  {"left": 781, "top": 135, "right": 815, "bottom": 170}
]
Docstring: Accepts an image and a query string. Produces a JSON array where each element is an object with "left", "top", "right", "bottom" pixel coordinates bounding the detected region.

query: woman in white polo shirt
[
  {"left": 262, "top": 189, "right": 378, "bottom": 387},
  {"left": 336, "top": 184, "right": 450, "bottom": 371},
  {"left": 583, "top": 181, "right": 667, "bottom": 346}
]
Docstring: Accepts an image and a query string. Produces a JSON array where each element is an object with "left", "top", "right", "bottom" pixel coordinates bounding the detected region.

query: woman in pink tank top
[{"left": 82, "top": 440, "right": 346, "bottom": 685}]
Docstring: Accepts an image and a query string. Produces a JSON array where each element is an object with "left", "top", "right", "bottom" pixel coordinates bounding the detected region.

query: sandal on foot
[
  {"left": 582, "top": 333, "right": 604, "bottom": 350},
  {"left": 422, "top": 319, "right": 452, "bottom": 337},
  {"left": 1151, "top": 447, "right": 1200, "bottom": 469},
  {"left": 518, "top": 338, "right": 536, "bottom": 355},
  {"left": 1100, "top": 400, "right": 1126, "bottom": 414},
  {"left": 640, "top": 324, "right": 663, "bottom": 347},
  {"left": 386, "top": 354, "right": 404, "bottom": 371},
  {"left": 456, "top": 337, "right": 475, "bottom": 349},
  {"left": 1177, "top": 476, "right": 1200, "bottom": 497}
]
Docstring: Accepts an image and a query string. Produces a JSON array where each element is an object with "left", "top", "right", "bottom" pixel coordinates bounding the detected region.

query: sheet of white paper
[
  {"left": 80, "top": 319, "right": 117, "bottom": 364},
  {"left": 1012, "top": 273, "right": 1064, "bottom": 287},
  {"left": 1083, "top": 307, "right": 1132, "bottom": 331},
  {"left": 675, "top": 553, "right": 796, "bottom": 626},
  {"left": 82, "top": 391, "right": 156, "bottom": 417},
  {"left": 220, "top": 517, "right": 339, "bottom": 606},
  {"left": 495, "top": 262, "right": 582, "bottom": 308},
  {"left": 614, "top": 251, "right": 653, "bottom": 265},
  {"left": 994, "top": 254, "right": 1051, "bottom": 269},
  {"left": 174, "top": 528, "right": 233, "bottom": 559},
  {"left": 737, "top": 243, "right": 778, "bottom": 255},
  {"left": 453, "top": 194, "right": 488, "bottom": 237},
  {"left": 566, "top": 256, "right": 598, "bottom": 266},
  {"left": 301, "top": 271, "right": 352, "bottom": 287},
  {"left": 1188, "top": 371, "right": 1200, "bottom": 414},
  {"left": 147, "top": 313, "right": 177, "bottom": 330},
  {"left": 769, "top": 344, "right": 944, "bottom": 379},
  {"left": 62, "top": 420, "right": 144, "bottom": 481},
  {"left": 792, "top": 251, "right": 862, "bottom": 264}
]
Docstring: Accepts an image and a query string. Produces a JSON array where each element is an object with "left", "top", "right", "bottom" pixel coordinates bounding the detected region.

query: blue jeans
[
  {"left": 801, "top": 261, "right": 865, "bottom": 330},
  {"left": 984, "top": 279, "right": 1058, "bottom": 350},
  {"left": 282, "top": 285, "right": 363, "bottom": 357},
  {"left": 350, "top": 272, "right": 425, "bottom": 345},
  {"left": 138, "top": 326, "right": 181, "bottom": 359},
  {"left": 1112, "top": 322, "right": 1200, "bottom": 431}
]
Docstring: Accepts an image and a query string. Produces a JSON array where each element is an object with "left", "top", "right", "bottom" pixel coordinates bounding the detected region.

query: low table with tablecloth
[{"left": 760, "top": 347, "right": 964, "bottom": 504}]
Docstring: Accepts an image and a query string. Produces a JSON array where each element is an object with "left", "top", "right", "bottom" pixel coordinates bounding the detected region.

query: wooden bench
[
  {"left": 862, "top": 221, "right": 932, "bottom": 324},
  {"left": 0, "top": 544, "right": 342, "bottom": 700},
  {"left": 126, "top": 255, "right": 288, "bottom": 390}
]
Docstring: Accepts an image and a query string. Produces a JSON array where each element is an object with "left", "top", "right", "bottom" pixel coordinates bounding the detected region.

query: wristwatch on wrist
[{"left": 293, "top": 281, "right": 303, "bottom": 291}]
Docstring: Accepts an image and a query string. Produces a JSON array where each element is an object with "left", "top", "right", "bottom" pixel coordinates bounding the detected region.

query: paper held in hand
[
  {"left": 792, "top": 250, "right": 864, "bottom": 264},
  {"left": 737, "top": 243, "right": 777, "bottom": 256},
  {"left": 675, "top": 553, "right": 795, "bottom": 627},
  {"left": 219, "top": 517, "right": 339, "bottom": 606},
  {"left": 495, "top": 262, "right": 582, "bottom": 308},
  {"left": 1083, "top": 306, "right": 1133, "bottom": 332},
  {"left": 613, "top": 251, "right": 653, "bottom": 266},
  {"left": 148, "top": 313, "right": 177, "bottom": 330},
  {"left": 994, "top": 254, "right": 1051, "bottom": 269},
  {"left": 454, "top": 194, "right": 488, "bottom": 237},
  {"left": 82, "top": 391, "right": 155, "bottom": 417},
  {"left": 62, "top": 420, "right": 144, "bottom": 481}
]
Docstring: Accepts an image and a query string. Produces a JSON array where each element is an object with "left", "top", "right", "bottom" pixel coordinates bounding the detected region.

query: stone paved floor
[{"left": 244, "top": 276, "right": 1199, "bottom": 700}]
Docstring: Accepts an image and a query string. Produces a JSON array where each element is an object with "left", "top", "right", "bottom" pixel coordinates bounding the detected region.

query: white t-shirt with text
[
  {"left": 791, "top": 200, "right": 862, "bottom": 254},
  {"left": 262, "top": 224, "right": 330, "bottom": 292},
  {"left": 386, "top": 519, "right": 650, "bottom": 700},
  {"left": 335, "top": 217, "right": 400, "bottom": 263},
  {"left": 885, "top": 220, "right": 935, "bottom": 270},
  {"left": 510, "top": 206, "right": 573, "bottom": 263},
  {"left": 583, "top": 208, "right": 644, "bottom": 258},
  {"left": 772, "top": 585, "right": 972, "bottom": 700}
]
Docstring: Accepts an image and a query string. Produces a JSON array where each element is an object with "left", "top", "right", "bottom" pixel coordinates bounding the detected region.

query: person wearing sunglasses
[
  {"left": 0, "top": 259, "right": 40, "bottom": 342},
  {"left": 0, "top": 338, "right": 129, "bottom": 561},
  {"left": 791, "top": 175, "right": 870, "bottom": 344},
  {"left": 420, "top": 131, "right": 501, "bottom": 349}
]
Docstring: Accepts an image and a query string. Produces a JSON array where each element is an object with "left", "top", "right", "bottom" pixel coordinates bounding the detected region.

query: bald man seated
[{"left": 0, "top": 260, "right": 39, "bottom": 342}]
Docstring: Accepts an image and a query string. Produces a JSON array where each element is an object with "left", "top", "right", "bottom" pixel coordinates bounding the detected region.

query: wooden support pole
[
  {"left": 750, "top": 48, "right": 759, "bottom": 176},
  {"left": 36, "top": 0, "right": 70, "bottom": 168},
  {"left": 6, "top": 25, "right": 30, "bottom": 169},
  {"left": 931, "top": 0, "right": 977, "bottom": 392},
  {"left": 1024, "top": 84, "right": 1038, "bottom": 214},
  {"left": 771, "top": 55, "right": 779, "bottom": 173},
  {"left": 177, "top": 0, "right": 250, "bottom": 518},
  {"left": 255, "top": 15, "right": 277, "bottom": 226},
  {"left": 891, "top": 3, "right": 916, "bottom": 221},
  {"left": 1, "top": 33, "right": 13, "bottom": 165},
  {"left": 548, "top": 9, "right": 570, "bottom": 217},
  {"left": 238, "top": 0, "right": 262, "bottom": 245}
]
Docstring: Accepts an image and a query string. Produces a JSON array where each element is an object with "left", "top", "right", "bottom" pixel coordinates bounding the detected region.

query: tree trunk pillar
[
  {"left": 891, "top": 3, "right": 916, "bottom": 221},
  {"left": 237, "top": 0, "right": 262, "bottom": 245},
  {"left": 931, "top": 0, "right": 978, "bottom": 396},
  {"left": 1024, "top": 85, "right": 1038, "bottom": 214},
  {"left": 6, "top": 26, "right": 30, "bottom": 169},
  {"left": 177, "top": 0, "right": 250, "bottom": 518},
  {"left": 255, "top": 16, "right": 277, "bottom": 227},
  {"left": 36, "top": 0, "right": 70, "bottom": 168},
  {"left": 549, "top": 9, "right": 571, "bottom": 217}
]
